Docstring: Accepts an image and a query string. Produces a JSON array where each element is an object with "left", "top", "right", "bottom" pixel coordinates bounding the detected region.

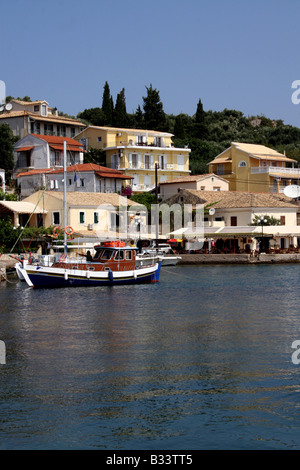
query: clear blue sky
[{"left": 2, "top": 0, "right": 300, "bottom": 127}]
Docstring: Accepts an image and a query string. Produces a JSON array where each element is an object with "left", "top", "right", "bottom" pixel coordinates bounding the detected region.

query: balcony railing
[{"left": 251, "top": 166, "right": 300, "bottom": 175}]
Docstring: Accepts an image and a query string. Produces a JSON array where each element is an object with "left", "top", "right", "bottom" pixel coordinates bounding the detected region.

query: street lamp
[{"left": 260, "top": 216, "right": 267, "bottom": 253}]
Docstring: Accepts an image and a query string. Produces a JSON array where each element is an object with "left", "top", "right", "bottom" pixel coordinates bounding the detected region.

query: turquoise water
[{"left": 0, "top": 264, "right": 300, "bottom": 449}]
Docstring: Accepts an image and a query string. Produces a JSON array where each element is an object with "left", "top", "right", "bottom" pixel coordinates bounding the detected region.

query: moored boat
[{"left": 22, "top": 241, "right": 161, "bottom": 288}]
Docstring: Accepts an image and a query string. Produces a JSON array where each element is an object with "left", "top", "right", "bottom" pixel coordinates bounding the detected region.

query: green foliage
[
  {"left": 102, "top": 81, "right": 114, "bottom": 125},
  {"left": 130, "top": 192, "right": 157, "bottom": 211},
  {"left": 113, "top": 88, "right": 128, "bottom": 127},
  {"left": 0, "top": 124, "right": 18, "bottom": 171},
  {"left": 84, "top": 147, "right": 106, "bottom": 166},
  {"left": 0, "top": 191, "right": 17, "bottom": 201},
  {"left": 250, "top": 215, "right": 282, "bottom": 226},
  {"left": 77, "top": 107, "right": 106, "bottom": 126},
  {"left": 142, "top": 84, "right": 167, "bottom": 131}
]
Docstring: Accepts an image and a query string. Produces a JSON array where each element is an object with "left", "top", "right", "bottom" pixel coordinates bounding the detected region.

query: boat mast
[{"left": 63, "top": 141, "right": 67, "bottom": 255}]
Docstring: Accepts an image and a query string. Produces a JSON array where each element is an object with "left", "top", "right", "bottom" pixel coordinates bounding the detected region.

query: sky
[{"left": 2, "top": 0, "right": 300, "bottom": 127}]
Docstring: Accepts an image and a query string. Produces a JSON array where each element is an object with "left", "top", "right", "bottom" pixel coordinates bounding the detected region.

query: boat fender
[
  {"left": 86, "top": 270, "right": 90, "bottom": 279},
  {"left": 64, "top": 271, "right": 68, "bottom": 280},
  {"left": 108, "top": 269, "right": 113, "bottom": 282},
  {"left": 134, "top": 271, "right": 137, "bottom": 279}
]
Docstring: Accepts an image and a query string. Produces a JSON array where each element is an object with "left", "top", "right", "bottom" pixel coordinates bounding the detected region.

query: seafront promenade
[{"left": 177, "top": 253, "right": 300, "bottom": 264}]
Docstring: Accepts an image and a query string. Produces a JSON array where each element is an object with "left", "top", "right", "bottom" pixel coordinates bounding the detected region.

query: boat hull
[{"left": 24, "top": 262, "right": 161, "bottom": 288}]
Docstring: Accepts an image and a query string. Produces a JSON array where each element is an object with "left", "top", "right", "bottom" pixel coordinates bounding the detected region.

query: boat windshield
[{"left": 100, "top": 249, "right": 114, "bottom": 260}]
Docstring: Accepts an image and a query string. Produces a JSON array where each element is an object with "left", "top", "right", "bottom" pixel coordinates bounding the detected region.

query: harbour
[{"left": 0, "top": 263, "right": 300, "bottom": 450}]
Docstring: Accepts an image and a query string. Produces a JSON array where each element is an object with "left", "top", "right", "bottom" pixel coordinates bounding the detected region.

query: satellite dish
[
  {"left": 209, "top": 208, "right": 216, "bottom": 215},
  {"left": 0, "top": 106, "right": 4, "bottom": 112},
  {"left": 5, "top": 103, "right": 12, "bottom": 111},
  {"left": 283, "top": 185, "right": 300, "bottom": 198}
]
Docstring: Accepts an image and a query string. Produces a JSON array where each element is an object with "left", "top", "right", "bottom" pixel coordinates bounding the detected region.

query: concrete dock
[{"left": 177, "top": 253, "right": 300, "bottom": 265}]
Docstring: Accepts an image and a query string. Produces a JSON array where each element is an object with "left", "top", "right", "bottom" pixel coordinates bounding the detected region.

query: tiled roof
[
  {"left": 160, "top": 173, "right": 228, "bottom": 185},
  {"left": 39, "top": 191, "right": 141, "bottom": 207},
  {"left": 31, "top": 134, "right": 83, "bottom": 146},
  {"left": 16, "top": 163, "right": 133, "bottom": 179},
  {"left": 170, "top": 189, "right": 298, "bottom": 209},
  {"left": 0, "top": 110, "right": 84, "bottom": 126}
]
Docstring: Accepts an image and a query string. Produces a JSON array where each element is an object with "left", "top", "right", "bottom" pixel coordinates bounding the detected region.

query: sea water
[{"left": 0, "top": 264, "right": 300, "bottom": 450}]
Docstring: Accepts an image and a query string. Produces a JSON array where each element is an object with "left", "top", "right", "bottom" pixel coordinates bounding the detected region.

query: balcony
[{"left": 251, "top": 166, "right": 300, "bottom": 175}]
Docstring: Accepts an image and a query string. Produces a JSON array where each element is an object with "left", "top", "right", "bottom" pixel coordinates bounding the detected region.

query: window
[
  {"left": 54, "top": 151, "right": 61, "bottom": 165},
  {"left": 94, "top": 212, "right": 99, "bottom": 224},
  {"left": 280, "top": 216, "right": 286, "bottom": 225},
  {"left": 125, "top": 250, "right": 132, "bottom": 260},
  {"left": 213, "top": 187, "right": 221, "bottom": 191},
  {"left": 44, "top": 123, "right": 53, "bottom": 135},
  {"left": 159, "top": 155, "right": 166, "bottom": 169},
  {"left": 53, "top": 212, "right": 60, "bottom": 225},
  {"left": 80, "top": 178, "right": 85, "bottom": 187},
  {"left": 231, "top": 216, "right": 237, "bottom": 226},
  {"left": 71, "top": 127, "right": 75, "bottom": 138},
  {"left": 217, "top": 164, "right": 224, "bottom": 175},
  {"left": 97, "top": 137, "right": 102, "bottom": 142},
  {"left": 79, "top": 212, "right": 85, "bottom": 224},
  {"left": 34, "top": 105, "right": 40, "bottom": 112},
  {"left": 41, "top": 104, "right": 47, "bottom": 116},
  {"left": 144, "top": 155, "right": 150, "bottom": 169},
  {"left": 131, "top": 154, "right": 138, "bottom": 168},
  {"left": 238, "top": 161, "right": 247, "bottom": 167},
  {"left": 115, "top": 250, "right": 124, "bottom": 260},
  {"left": 68, "top": 178, "right": 72, "bottom": 185},
  {"left": 177, "top": 155, "right": 184, "bottom": 170}
]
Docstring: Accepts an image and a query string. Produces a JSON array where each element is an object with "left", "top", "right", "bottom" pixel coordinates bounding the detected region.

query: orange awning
[{"left": 16, "top": 146, "right": 34, "bottom": 152}]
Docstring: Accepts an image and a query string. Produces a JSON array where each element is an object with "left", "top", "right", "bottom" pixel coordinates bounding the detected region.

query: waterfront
[{"left": 1, "top": 264, "right": 300, "bottom": 450}]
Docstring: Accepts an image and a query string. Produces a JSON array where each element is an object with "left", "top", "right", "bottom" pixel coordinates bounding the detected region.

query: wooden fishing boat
[{"left": 21, "top": 241, "right": 161, "bottom": 288}]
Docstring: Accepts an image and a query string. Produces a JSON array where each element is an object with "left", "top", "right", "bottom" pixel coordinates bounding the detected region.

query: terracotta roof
[
  {"left": 170, "top": 189, "right": 298, "bottom": 209},
  {"left": 160, "top": 173, "right": 228, "bottom": 185},
  {"left": 16, "top": 163, "right": 133, "bottom": 179},
  {"left": 31, "top": 134, "right": 84, "bottom": 147}
]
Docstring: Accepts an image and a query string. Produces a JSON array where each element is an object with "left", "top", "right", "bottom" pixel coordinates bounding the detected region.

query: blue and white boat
[{"left": 21, "top": 241, "right": 161, "bottom": 288}]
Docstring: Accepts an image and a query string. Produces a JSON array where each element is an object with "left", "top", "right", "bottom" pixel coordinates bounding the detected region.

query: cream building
[
  {"left": 22, "top": 190, "right": 145, "bottom": 238},
  {"left": 0, "top": 99, "right": 85, "bottom": 139},
  {"left": 75, "top": 125, "right": 191, "bottom": 192},
  {"left": 165, "top": 188, "right": 300, "bottom": 251},
  {"left": 160, "top": 173, "right": 229, "bottom": 200},
  {"left": 208, "top": 142, "right": 299, "bottom": 193}
]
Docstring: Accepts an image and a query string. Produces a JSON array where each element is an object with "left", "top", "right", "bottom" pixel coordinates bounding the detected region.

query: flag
[{"left": 74, "top": 172, "right": 77, "bottom": 182}]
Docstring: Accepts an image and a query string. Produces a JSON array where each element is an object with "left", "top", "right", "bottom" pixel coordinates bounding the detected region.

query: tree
[
  {"left": 84, "top": 148, "right": 106, "bottom": 166},
  {"left": 102, "top": 81, "right": 113, "bottom": 125},
  {"left": 250, "top": 215, "right": 282, "bottom": 226},
  {"left": 134, "top": 105, "right": 144, "bottom": 129},
  {"left": 113, "top": 88, "right": 128, "bottom": 127},
  {"left": 77, "top": 107, "right": 106, "bottom": 126},
  {"left": 174, "top": 114, "right": 186, "bottom": 139},
  {"left": 142, "top": 84, "right": 167, "bottom": 130},
  {"left": 0, "top": 124, "right": 17, "bottom": 172}
]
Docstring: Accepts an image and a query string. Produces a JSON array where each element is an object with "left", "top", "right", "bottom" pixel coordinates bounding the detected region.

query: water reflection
[{"left": 1, "top": 265, "right": 300, "bottom": 449}]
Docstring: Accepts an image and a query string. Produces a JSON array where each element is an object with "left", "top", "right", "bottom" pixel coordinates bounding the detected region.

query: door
[{"left": 231, "top": 216, "right": 237, "bottom": 226}]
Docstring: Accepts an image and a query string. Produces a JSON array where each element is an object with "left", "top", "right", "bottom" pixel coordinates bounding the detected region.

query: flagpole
[{"left": 63, "top": 141, "right": 67, "bottom": 255}]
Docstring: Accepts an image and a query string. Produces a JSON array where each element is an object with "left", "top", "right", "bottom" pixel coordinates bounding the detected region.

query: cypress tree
[
  {"left": 113, "top": 88, "right": 128, "bottom": 127},
  {"left": 142, "top": 84, "right": 167, "bottom": 131},
  {"left": 102, "top": 81, "right": 113, "bottom": 125}
]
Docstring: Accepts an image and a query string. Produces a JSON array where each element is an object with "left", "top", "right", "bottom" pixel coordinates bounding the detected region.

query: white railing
[{"left": 251, "top": 166, "right": 300, "bottom": 175}]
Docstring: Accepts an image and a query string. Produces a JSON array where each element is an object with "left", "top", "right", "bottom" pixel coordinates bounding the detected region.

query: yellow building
[
  {"left": 208, "top": 142, "right": 299, "bottom": 193},
  {"left": 75, "top": 126, "right": 191, "bottom": 192}
]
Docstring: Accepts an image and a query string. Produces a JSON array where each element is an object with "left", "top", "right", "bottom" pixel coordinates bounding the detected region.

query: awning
[
  {"left": 95, "top": 171, "right": 133, "bottom": 179},
  {"left": 49, "top": 144, "right": 84, "bottom": 152},
  {"left": 16, "top": 146, "right": 34, "bottom": 152},
  {"left": 0, "top": 201, "right": 47, "bottom": 214}
]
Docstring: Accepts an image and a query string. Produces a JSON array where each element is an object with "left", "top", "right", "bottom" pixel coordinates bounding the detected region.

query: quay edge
[{"left": 177, "top": 253, "right": 300, "bottom": 265}]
